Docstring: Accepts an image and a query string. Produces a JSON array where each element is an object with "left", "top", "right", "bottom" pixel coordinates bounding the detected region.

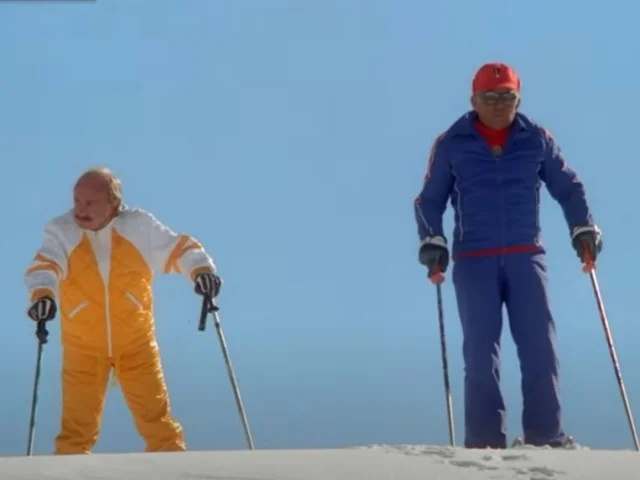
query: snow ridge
[{"left": 1, "top": 443, "right": 639, "bottom": 480}]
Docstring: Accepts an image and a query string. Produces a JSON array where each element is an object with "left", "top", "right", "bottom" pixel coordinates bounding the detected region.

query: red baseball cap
[{"left": 472, "top": 62, "right": 521, "bottom": 93}]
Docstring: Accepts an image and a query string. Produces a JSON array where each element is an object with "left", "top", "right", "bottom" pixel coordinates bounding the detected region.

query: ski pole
[
  {"left": 198, "top": 295, "right": 255, "bottom": 450},
  {"left": 430, "top": 267, "right": 455, "bottom": 447},
  {"left": 26, "top": 320, "right": 49, "bottom": 456},
  {"left": 582, "top": 245, "right": 639, "bottom": 451}
]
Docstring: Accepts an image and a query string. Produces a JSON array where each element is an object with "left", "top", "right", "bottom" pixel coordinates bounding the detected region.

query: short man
[
  {"left": 24, "top": 167, "right": 223, "bottom": 454},
  {"left": 414, "top": 62, "right": 602, "bottom": 449}
]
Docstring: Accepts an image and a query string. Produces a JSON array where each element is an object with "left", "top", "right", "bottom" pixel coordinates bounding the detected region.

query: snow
[{"left": 2, "top": 444, "right": 640, "bottom": 480}]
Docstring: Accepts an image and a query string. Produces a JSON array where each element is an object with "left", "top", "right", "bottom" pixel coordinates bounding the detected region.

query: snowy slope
[{"left": 1, "top": 444, "right": 639, "bottom": 479}]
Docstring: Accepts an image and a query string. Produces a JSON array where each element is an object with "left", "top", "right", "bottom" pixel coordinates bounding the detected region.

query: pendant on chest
[{"left": 491, "top": 145, "right": 503, "bottom": 157}]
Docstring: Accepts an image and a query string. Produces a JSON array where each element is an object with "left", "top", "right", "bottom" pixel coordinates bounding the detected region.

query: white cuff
[{"left": 420, "top": 235, "right": 447, "bottom": 249}]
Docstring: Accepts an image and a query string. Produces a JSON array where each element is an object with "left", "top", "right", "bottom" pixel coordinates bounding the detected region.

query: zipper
[
  {"left": 105, "top": 283, "right": 112, "bottom": 357},
  {"left": 498, "top": 130, "right": 517, "bottom": 252},
  {"left": 88, "top": 228, "right": 114, "bottom": 358},
  {"left": 498, "top": 152, "right": 506, "bottom": 250},
  {"left": 486, "top": 136, "right": 509, "bottom": 252},
  {"left": 469, "top": 122, "right": 519, "bottom": 253},
  {"left": 98, "top": 231, "right": 113, "bottom": 358}
]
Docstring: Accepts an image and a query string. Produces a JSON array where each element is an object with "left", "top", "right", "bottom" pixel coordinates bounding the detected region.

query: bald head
[
  {"left": 73, "top": 167, "right": 122, "bottom": 231},
  {"left": 75, "top": 167, "right": 121, "bottom": 197}
]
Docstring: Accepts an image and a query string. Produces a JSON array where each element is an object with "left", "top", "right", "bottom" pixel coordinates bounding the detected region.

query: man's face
[
  {"left": 73, "top": 176, "right": 117, "bottom": 231},
  {"left": 471, "top": 89, "right": 520, "bottom": 129}
]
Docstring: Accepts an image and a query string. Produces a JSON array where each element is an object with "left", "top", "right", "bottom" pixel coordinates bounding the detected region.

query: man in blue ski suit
[{"left": 414, "top": 62, "right": 602, "bottom": 449}]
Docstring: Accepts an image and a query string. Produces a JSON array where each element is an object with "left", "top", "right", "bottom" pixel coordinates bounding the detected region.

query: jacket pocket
[
  {"left": 66, "top": 300, "right": 89, "bottom": 319},
  {"left": 125, "top": 291, "right": 143, "bottom": 310}
]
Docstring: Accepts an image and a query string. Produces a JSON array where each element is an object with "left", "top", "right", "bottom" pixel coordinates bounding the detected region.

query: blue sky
[{"left": 1, "top": 0, "right": 639, "bottom": 455}]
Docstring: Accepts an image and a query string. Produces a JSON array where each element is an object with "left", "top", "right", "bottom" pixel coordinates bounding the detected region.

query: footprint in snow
[
  {"left": 448, "top": 459, "right": 500, "bottom": 471},
  {"left": 527, "top": 465, "right": 565, "bottom": 477},
  {"left": 501, "top": 453, "right": 531, "bottom": 461}
]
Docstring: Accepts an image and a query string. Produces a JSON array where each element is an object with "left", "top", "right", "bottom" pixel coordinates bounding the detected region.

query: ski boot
[
  {"left": 558, "top": 435, "right": 577, "bottom": 449},
  {"left": 510, "top": 435, "right": 576, "bottom": 449},
  {"left": 511, "top": 436, "right": 525, "bottom": 448}
]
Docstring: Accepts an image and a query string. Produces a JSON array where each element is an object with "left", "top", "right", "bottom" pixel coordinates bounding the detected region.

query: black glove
[
  {"left": 571, "top": 225, "right": 603, "bottom": 264},
  {"left": 27, "top": 296, "right": 57, "bottom": 322},
  {"left": 418, "top": 236, "right": 449, "bottom": 279},
  {"left": 194, "top": 272, "right": 222, "bottom": 298}
]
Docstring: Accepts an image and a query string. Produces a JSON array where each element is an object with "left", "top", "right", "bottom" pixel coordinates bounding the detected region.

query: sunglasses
[{"left": 478, "top": 91, "right": 519, "bottom": 105}]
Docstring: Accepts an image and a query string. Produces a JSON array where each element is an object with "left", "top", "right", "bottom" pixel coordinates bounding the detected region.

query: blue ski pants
[{"left": 452, "top": 252, "right": 566, "bottom": 448}]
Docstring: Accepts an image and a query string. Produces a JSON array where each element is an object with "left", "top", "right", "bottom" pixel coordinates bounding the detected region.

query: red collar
[{"left": 474, "top": 119, "right": 509, "bottom": 148}]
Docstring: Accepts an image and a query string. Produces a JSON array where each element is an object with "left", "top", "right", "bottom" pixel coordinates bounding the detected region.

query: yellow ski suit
[{"left": 24, "top": 205, "right": 217, "bottom": 454}]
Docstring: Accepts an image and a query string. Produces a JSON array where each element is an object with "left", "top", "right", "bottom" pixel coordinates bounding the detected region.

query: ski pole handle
[
  {"left": 430, "top": 265, "right": 445, "bottom": 285},
  {"left": 581, "top": 240, "right": 595, "bottom": 273},
  {"left": 36, "top": 320, "right": 49, "bottom": 345},
  {"left": 198, "top": 294, "right": 220, "bottom": 331},
  {"left": 198, "top": 295, "right": 208, "bottom": 331}
]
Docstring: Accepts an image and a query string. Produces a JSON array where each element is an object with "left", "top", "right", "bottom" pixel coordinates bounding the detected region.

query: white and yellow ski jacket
[{"left": 24, "top": 205, "right": 216, "bottom": 357}]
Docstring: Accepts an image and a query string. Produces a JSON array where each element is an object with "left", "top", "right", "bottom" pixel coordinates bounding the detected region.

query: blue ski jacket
[{"left": 414, "top": 111, "right": 594, "bottom": 259}]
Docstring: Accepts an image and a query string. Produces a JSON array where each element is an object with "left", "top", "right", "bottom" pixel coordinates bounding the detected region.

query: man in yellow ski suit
[{"left": 24, "top": 167, "right": 222, "bottom": 454}]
